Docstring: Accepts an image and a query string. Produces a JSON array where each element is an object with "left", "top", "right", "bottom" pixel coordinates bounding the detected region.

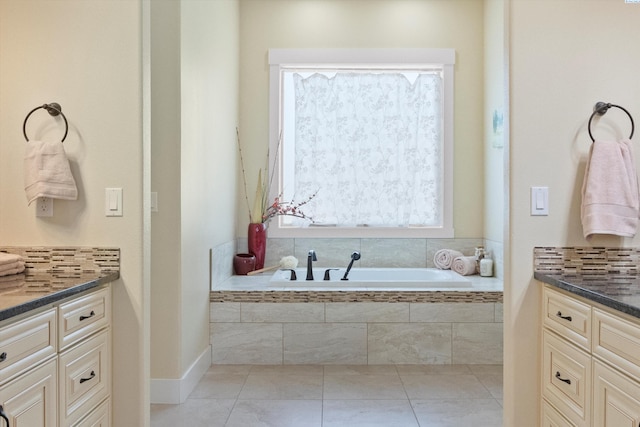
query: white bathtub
[{"left": 269, "top": 267, "right": 471, "bottom": 288}]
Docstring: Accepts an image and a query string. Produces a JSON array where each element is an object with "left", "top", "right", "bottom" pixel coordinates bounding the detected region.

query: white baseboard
[{"left": 150, "top": 345, "right": 212, "bottom": 404}]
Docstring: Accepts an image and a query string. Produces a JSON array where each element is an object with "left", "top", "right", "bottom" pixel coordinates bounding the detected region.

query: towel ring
[
  {"left": 23, "top": 103, "right": 69, "bottom": 143},
  {"left": 587, "top": 102, "right": 635, "bottom": 142}
]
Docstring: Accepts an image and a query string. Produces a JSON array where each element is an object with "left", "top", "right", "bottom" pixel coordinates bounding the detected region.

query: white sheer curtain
[{"left": 288, "top": 71, "right": 443, "bottom": 227}]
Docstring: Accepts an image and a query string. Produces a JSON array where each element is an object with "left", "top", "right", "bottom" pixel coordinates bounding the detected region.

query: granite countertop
[
  {"left": 534, "top": 271, "right": 640, "bottom": 319},
  {"left": 0, "top": 270, "right": 119, "bottom": 322}
]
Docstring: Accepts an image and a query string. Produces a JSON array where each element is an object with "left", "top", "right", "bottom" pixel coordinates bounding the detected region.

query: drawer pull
[
  {"left": 0, "top": 405, "right": 8, "bottom": 426},
  {"left": 79, "top": 370, "right": 96, "bottom": 384},
  {"left": 79, "top": 310, "right": 95, "bottom": 321},
  {"left": 555, "top": 311, "right": 572, "bottom": 322},
  {"left": 0, "top": 352, "right": 6, "bottom": 363},
  {"left": 555, "top": 371, "right": 571, "bottom": 385}
]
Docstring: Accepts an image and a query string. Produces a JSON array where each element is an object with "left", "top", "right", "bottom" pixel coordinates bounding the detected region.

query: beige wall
[
  {"left": 150, "top": 0, "right": 240, "bottom": 385},
  {"left": 151, "top": 0, "right": 182, "bottom": 379},
  {"left": 506, "top": 1, "right": 640, "bottom": 425},
  {"left": 238, "top": 0, "right": 486, "bottom": 238},
  {"left": 0, "top": 1, "right": 147, "bottom": 425}
]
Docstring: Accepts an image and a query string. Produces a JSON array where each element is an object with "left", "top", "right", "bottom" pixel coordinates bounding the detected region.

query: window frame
[{"left": 268, "top": 48, "right": 455, "bottom": 238}]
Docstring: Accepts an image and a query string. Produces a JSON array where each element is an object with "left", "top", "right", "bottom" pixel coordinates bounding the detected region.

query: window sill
[{"left": 267, "top": 225, "right": 455, "bottom": 239}]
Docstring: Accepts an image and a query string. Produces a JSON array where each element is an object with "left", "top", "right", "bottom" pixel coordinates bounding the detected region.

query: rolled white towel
[
  {"left": 452, "top": 256, "right": 478, "bottom": 276},
  {"left": 433, "top": 249, "right": 464, "bottom": 269}
]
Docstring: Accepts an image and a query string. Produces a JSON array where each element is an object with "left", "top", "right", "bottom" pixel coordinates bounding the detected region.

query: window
[{"left": 268, "top": 49, "right": 455, "bottom": 238}]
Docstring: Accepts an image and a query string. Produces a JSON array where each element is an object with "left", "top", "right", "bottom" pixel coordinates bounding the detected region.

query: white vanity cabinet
[
  {"left": 0, "top": 286, "right": 111, "bottom": 427},
  {"left": 541, "top": 285, "right": 640, "bottom": 427}
]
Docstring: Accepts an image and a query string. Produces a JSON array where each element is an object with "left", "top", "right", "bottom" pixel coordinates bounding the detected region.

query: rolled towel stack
[
  {"left": 433, "top": 249, "right": 464, "bottom": 269},
  {"left": 0, "top": 253, "right": 26, "bottom": 277},
  {"left": 451, "top": 256, "right": 478, "bottom": 276}
]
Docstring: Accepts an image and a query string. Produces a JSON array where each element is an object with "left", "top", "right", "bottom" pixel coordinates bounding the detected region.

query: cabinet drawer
[
  {"left": 541, "top": 398, "right": 577, "bottom": 427},
  {"left": 59, "top": 287, "right": 110, "bottom": 351},
  {"left": 0, "top": 308, "right": 56, "bottom": 385},
  {"left": 593, "top": 308, "right": 640, "bottom": 383},
  {"left": 593, "top": 359, "right": 640, "bottom": 427},
  {"left": 73, "top": 398, "right": 110, "bottom": 427},
  {"left": 542, "top": 330, "right": 590, "bottom": 427},
  {"left": 59, "top": 329, "right": 110, "bottom": 427},
  {"left": 543, "top": 286, "right": 591, "bottom": 350}
]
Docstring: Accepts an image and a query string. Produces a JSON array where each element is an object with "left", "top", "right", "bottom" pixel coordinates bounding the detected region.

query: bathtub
[{"left": 269, "top": 267, "right": 471, "bottom": 288}]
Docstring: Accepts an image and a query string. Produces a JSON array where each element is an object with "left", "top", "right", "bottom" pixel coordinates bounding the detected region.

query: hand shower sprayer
[{"left": 341, "top": 251, "right": 361, "bottom": 281}]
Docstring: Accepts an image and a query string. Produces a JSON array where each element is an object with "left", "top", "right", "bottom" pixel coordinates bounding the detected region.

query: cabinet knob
[
  {"left": 556, "top": 311, "right": 572, "bottom": 322},
  {"left": 0, "top": 352, "right": 6, "bottom": 363}
]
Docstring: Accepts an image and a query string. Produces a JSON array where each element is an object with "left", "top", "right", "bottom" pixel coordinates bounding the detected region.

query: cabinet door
[
  {"left": 0, "top": 358, "right": 57, "bottom": 427},
  {"left": 541, "top": 399, "right": 577, "bottom": 427},
  {"left": 542, "top": 330, "right": 590, "bottom": 426},
  {"left": 593, "top": 360, "right": 640, "bottom": 427}
]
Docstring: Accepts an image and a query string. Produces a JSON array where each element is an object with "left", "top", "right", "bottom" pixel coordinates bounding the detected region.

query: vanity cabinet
[
  {"left": 0, "top": 286, "right": 111, "bottom": 427},
  {"left": 541, "top": 285, "right": 640, "bottom": 427}
]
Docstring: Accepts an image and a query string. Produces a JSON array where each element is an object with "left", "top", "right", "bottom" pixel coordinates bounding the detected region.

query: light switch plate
[
  {"left": 531, "top": 186, "right": 549, "bottom": 216},
  {"left": 105, "top": 188, "right": 123, "bottom": 217}
]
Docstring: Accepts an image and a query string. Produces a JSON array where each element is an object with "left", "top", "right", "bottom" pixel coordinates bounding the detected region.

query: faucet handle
[
  {"left": 285, "top": 269, "right": 297, "bottom": 281},
  {"left": 323, "top": 268, "right": 339, "bottom": 281}
]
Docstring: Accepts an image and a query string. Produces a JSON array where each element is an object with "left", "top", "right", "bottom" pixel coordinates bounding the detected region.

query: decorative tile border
[
  {"left": 534, "top": 247, "right": 640, "bottom": 275},
  {"left": 210, "top": 290, "right": 502, "bottom": 303},
  {"left": 0, "top": 246, "right": 120, "bottom": 274}
]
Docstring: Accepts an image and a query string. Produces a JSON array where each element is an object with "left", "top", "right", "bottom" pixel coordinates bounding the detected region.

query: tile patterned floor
[{"left": 150, "top": 364, "right": 503, "bottom": 427}]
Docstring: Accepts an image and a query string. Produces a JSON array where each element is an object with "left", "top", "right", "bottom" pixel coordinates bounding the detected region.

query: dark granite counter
[
  {"left": 0, "top": 270, "right": 119, "bottom": 322},
  {"left": 535, "top": 271, "right": 640, "bottom": 319}
]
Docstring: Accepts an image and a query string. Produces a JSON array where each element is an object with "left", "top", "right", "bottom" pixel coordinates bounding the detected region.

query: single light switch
[
  {"left": 105, "top": 188, "right": 123, "bottom": 217},
  {"left": 531, "top": 186, "right": 548, "bottom": 216}
]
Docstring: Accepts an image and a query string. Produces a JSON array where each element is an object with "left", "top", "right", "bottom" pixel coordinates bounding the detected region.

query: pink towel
[{"left": 581, "top": 139, "right": 640, "bottom": 238}]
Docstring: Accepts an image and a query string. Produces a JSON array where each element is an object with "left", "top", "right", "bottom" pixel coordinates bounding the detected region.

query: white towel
[
  {"left": 581, "top": 139, "right": 640, "bottom": 238},
  {"left": 433, "top": 249, "right": 464, "bottom": 269},
  {"left": 24, "top": 140, "right": 78, "bottom": 205},
  {"left": 452, "top": 256, "right": 478, "bottom": 276},
  {"left": 0, "top": 252, "right": 23, "bottom": 266},
  {"left": 0, "top": 261, "right": 24, "bottom": 275}
]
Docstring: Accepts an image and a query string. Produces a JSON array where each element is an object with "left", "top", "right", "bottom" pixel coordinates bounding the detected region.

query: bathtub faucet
[
  {"left": 341, "top": 251, "right": 361, "bottom": 281},
  {"left": 306, "top": 250, "right": 317, "bottom": 281}
]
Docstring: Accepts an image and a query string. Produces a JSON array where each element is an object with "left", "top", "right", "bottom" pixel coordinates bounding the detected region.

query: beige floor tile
[
  {"left": 225, "top": 399, "right": 322, "bottom": 427},
  {"left": 238, "top": 373, "right": 323, "bottom": 399},
  {"left": 249, "top": 364, "right": 324, "bottom": 375},
  {"left": 205, "top": 364, "right": 252, "bottom": 375},
  {"left": 188, "top": 372, "right": 248, "bottom": 399},
  {"left": 324, "top": 364, "right": 399, "bottom": 376},
  {"left": 323, "top": 400, "right": 419, "bottom": 427},
  {"left": 323, "top": 374, "right": 407, "bottom": 400},
  {"left": 401, "top": 374, "right": 493, "bottom": 399},
  {"left": 411, "top": 398, "right": 503, "bottom": 427},
  {"left": 396, "top": 364, "right": 471, "bottom": 376},
  {"left": 181, "top": 399, "right": 235, "bottom": 427}
]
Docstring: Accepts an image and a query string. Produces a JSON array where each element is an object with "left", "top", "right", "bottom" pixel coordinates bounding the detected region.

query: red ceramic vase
[{"left": 247, "top": 222, "right": 267, "bottom": 270}]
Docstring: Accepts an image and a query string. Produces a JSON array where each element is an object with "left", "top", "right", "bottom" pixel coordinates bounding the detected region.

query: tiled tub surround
[
  {"left": 0, "top": 246, "right": 120, "bottom": 320},
  {"left": 210, "top": 275, "right": 503, "bottom": 365},
  {"left": 534, "top": 246, "right": 640, "bottom": 318},
  {"left": 211, "top": 236, "right": 504, "bottom": 288}
]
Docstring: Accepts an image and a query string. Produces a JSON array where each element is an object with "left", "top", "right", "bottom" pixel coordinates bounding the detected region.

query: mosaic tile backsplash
[
  {"left": 0, "top": 246, "right": 120, "bottom": 274},
  {"left": 534, "top": 247, "right": 640, "bottom": 275}
]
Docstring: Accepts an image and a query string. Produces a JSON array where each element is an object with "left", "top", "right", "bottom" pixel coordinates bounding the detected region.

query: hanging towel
[
  {"left": 451, "top": 256, "right": 478, "bottom": 276},
  {"left": 24, "top": 140, "right": 77, "bottom": 205},
  {"left": 581, "top": 139, "right": 640, "bottom": 238},
  {"left": 433, "top": 249, "right": 464, "bottom": 269}
]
